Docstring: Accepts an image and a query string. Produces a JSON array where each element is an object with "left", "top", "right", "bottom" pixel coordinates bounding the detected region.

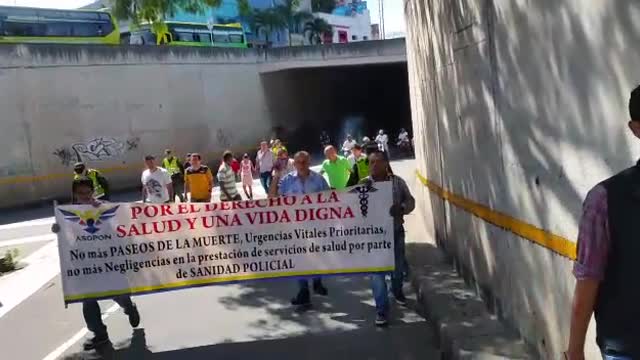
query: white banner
[{"left": 54, "top": 182, "right": 394, "bottom": 303}]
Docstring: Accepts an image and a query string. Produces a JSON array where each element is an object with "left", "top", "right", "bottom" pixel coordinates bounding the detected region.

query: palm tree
[
  {"left": 276, "top": 0, "right": 313, "bottom": 46},
  {"left": 249, "top": 8, "right": 287, "bottom": 47},
  {"left": 304, "top": 17, "right": 332, "bottom": 45}
]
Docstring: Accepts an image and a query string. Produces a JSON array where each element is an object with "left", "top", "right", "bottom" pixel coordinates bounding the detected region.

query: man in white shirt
[
  {"left": 256, "top": 141, "right": 274, "bottom": 194},
  {"left": 375, "top": 129, "right": 389, "bottom": 154},
  {"left": 141, "top": 155, "right": 173, "bottom": 203},
  {"left": 397, "top": 128, "right": 410, "bottom": 144},
  {"left": 342, "top": 134, "right": 357, "bottom": 157}
]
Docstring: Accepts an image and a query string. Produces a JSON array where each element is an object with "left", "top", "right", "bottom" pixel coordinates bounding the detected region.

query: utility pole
[{"left": 378, "top": 0, "right": 386, "bottom": 40}]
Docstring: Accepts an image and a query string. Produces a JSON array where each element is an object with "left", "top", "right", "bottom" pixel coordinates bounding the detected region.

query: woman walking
[{"left": 241, "top": 153, "right": 255, "bottom": 200}]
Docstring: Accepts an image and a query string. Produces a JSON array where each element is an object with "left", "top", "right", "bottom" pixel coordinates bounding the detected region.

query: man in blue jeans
[
  {"left": 256, "top": 141, "right": 274, "bottom": 194},
  {"left": 363, "top": 150, "right": 415, "bottom": 326},
  {"left": 52, "top": 179, "right": 141, "bottom": 350},
  {"left": 278, "top": 151, "right": 330, "bottom": 309}
]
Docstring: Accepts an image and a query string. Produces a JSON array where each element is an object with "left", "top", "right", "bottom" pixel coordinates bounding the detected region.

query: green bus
[
  {"left": 0, "top": 5, "right": 119, "bottom": 45},
  {"left": 126, "top": 21, "right": 247, "bottom": 48}
]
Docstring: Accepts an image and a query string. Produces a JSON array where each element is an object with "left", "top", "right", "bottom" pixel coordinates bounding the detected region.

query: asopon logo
[{"left": 58, "top": 206, "right": 120, "bottom": 234}]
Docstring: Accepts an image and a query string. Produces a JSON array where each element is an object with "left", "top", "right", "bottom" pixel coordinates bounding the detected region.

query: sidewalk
[{"left": 401, "top": 161, "right": 535, "bottom": 359}]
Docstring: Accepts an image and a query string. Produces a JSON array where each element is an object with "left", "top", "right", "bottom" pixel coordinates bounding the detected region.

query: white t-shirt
[
  {"left": 376, "top": 134, "right": 388, "bottom": 145},
  {"left": 342, "top": 139, "right": 356, "bottom": 152},
  {"left": 142, "top": 167, "right": 172, "bottom": 203},
  {"left": 256, "top": 150, "right": 274, "bottom": 173}
]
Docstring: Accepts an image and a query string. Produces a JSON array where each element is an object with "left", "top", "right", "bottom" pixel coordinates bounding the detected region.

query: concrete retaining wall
[
  {"left": 0, "top": 45, "right": 271, "bottom": 207},
  {"left": 405, "top": 0, "right": 640, "bottom": 358},
  {"left": 0, "top": 40, "right": 406, "bottom": 208}
]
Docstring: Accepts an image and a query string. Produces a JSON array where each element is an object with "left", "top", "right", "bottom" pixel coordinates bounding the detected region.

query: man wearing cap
[
  {"left": 73, "top": 162, "right": 110, "bottom": 201},
  {"left": 162, "top": 149, "right": 185, "bottom": 202}
]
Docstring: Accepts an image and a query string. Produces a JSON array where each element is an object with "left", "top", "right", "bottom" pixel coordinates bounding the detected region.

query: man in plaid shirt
[{"left": 567, "top": 85, "right": 640, "bottom": 359}]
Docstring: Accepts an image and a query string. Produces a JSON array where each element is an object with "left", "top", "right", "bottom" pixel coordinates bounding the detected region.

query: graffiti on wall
[{"left": 53, "top": 136, "right": 140, "bottom": 166}]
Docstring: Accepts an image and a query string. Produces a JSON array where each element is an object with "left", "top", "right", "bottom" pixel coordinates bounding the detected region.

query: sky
[
  {"left": 368, "top": 0, "right": 406, "bottom": 38},
  {"left": 0, "top": 0, "right": 407, "bottom": 37}
]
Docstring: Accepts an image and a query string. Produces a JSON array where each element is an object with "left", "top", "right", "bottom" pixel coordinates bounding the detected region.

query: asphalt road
[{"left": 0, "top": 159, "right": 438, "bottom": 360}]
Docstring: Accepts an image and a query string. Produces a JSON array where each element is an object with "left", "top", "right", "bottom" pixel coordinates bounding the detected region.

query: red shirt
[{"left": 231, "top": 159, "right": 240, "bottom": 173}]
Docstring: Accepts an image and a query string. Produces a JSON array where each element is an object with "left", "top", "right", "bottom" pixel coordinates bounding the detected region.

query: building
[
  {"left": 82, "top": 0, "right": 371, "bottom": 47},
  {"left": 314, "top": 0, "right": 372, "bottom": 44}
]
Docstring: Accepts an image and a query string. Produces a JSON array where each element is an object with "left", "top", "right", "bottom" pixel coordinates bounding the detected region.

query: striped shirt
[{"left": 217, "top": 163, "right": 239, "bottom": 201}]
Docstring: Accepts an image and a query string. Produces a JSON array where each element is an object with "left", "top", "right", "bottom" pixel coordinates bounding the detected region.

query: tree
[
  {"left": 311, "top": 0, "right": 336, "bottom": 13},
  {"left": 304, "top": 17, "right": 332, "bottom": 45},
  {"left": 248, "top": 8, "right": 287, "bottom": 47},
  {"left": 112, "top": 0, "right": 223, "bottom": 39},
  {"left": 276, "top": 0, "right": 313, "bottom": 46}
]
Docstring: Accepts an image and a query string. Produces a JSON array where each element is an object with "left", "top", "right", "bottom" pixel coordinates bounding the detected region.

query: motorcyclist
[
  {"left": 375, "top": 130, "right": 389, "bottom": 154},
  {"left": 342, "top": 134, "right": 357, "bottom": 157}
]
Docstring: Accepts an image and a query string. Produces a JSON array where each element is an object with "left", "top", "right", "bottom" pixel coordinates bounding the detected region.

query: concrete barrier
[
  {"left": 0, "top": 40, "right": 407, "bottom": 209},
  {"left": 405, "top": 0, "right": 640, "bottom": 358},
  {"left": 0, "top": 45, "right": 271, "bottom": 208}
]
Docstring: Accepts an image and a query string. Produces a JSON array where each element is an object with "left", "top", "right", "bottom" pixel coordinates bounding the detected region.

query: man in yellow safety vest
[
  {"left": 73, "top": 162, "right": 110, "bottom": 200},
  {"left": 162, "top": 149, "right": 185, "bottom": 202}
]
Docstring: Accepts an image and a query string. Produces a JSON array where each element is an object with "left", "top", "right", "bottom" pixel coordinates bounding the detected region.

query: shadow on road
[
  {"left": 60, "top": 276, "right": 436, "bottom": 360},
  {"left": 64, "top": 322, "right": 436, "bottom": 360}
]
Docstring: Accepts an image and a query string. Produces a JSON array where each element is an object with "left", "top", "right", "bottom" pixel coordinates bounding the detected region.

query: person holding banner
[
  {"left": 364, "top": 150, "right": 415, "bottom": 326},
  {"left": 278, "top": 151, "right": 331, "bottom": 309},
  {"left": 52, "top": 178, "right": 141, "bottom": 350}
]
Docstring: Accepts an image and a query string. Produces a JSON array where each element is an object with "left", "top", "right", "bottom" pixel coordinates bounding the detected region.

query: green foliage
[
  {"left": 110, "top": 0, "right": 223, "bottom": 25},
  {"left": 0, "top": 249, "right": 19, "bottom": 274},
  {"left": 237, "top": 0, "right": 252, "bottom": 18},
  {"left": 304, "top": 17, "right": 332, "bottom": 44},
  {"left": 276, "top": 0, "right": 313, "bottom": 45},
  {"left": 249, "top": 7, "right": 287, "bottom": 46},
  {"left": 311, "top": 0, "right": 335, "bottom": 13}
]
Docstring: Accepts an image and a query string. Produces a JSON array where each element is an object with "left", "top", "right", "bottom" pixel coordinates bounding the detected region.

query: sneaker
[
  {"left": 82, "top": 334, "right": 110, "bottom": 351},
  {"left": 128, "top": 304, "right": 140, "bottom": 328},
  {"left": 395, "top": 293, "right": 408, "bottom": 307},
  {"left": 312, "top": 280, "right": 328, "bottom": 296},
  {"left": 375, "top": 313, "right": 389, "bottom": 327}
]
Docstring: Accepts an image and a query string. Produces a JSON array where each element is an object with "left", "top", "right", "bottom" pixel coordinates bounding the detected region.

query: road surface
[{"left": 0, "top": 159, "right": 438, "bottom": 360}]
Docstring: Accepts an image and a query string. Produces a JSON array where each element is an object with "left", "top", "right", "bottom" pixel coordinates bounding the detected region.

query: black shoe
[
  {"left": 291, "top": 290, "right": 311, "bottom": 307},
  {"left": 83, "top": 334, "right": 110, "bottom": 351},
  {"left": 394, "top": 293, "right": 408, "bottom": 307},
  {"left": 312, "top": 280, "right": 328, "bottom": 296},
  {"left": 375, "top": 313, "right": 389, "bottom": 327},
  {"left": 128, "top": 304, "right": 140, "bottom": 328}
]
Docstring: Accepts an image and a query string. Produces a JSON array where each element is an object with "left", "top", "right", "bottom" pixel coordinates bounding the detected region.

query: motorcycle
[{"left": 396, "top": 138, "right": 414, "bottom": 157}]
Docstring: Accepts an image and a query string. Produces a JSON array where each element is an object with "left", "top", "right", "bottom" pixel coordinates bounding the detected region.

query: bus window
[
  {"left": 173, "top": 31, "right": 195, "bottom": 42},
  {"left": 196, "top": 33, "right": 211, "bottom": 44},
  {"left": 2, "top": 21, "right": 42, "bottom": 36},
  {"left": 45, "top": 22, "right": 73, "bottom": 36},
  {"left": 72, "top": 22, "right": 113, "bottom": 37},
  {"left": 229, "top": 34, "right": 244, "bottom": 44},
  {"left": 213, "top": 33, "right": 228, "bottom": 43},
  {"left": 143, "top": 31, "right": 157, "bottom": 44}
]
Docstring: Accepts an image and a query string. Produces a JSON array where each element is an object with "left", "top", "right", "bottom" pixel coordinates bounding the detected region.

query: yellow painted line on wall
[
  {"left": 64, "top": 266, "right": 394, "bottom": 302},
  {"left": 415, "top": 170, "right": 577, "bottom": 260},
  {"left": 0, "top": 165, "right": 140, "bottom": 186}
]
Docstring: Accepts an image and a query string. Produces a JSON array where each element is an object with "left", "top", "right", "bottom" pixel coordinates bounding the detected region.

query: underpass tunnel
[{"left": 260, "top": 62, "right": 411, "bottom": 156}]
